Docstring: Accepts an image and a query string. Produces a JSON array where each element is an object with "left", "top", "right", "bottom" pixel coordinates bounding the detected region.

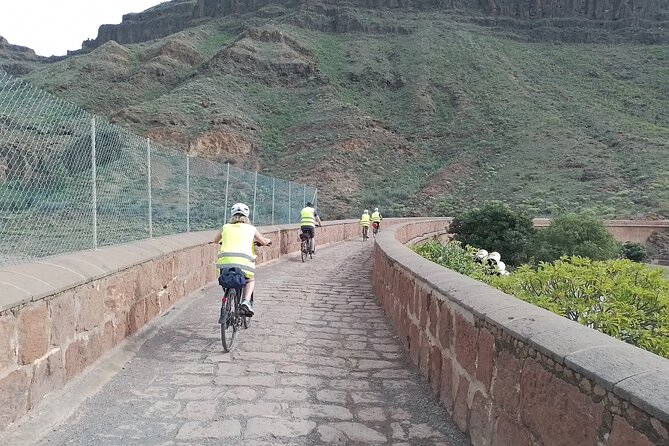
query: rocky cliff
[
  {"left": 81, "top": 0, "right": 668, "bottom": 50},
  {"left": 0, "top": 36, "right": 45, "bottom": 75}
]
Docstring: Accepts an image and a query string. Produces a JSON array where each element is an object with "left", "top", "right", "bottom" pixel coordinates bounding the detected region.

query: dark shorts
[{"left": 301, "top": 226, "right": 315, "bottom": 238}]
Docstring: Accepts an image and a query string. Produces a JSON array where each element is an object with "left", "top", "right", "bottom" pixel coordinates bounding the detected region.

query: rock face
[
  {"left": 0, "top": 36, "right": 45, "bottom": 75},
  {"left": 81, "top": 0, "right": 199, "bottom": 51},
  {"left": 81, "top": 0, "right": 669, "bottom": 50}
]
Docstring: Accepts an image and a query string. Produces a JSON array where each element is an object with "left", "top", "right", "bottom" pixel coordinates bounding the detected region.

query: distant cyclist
[
  {"left": 360, "top": 209, "right": 371, "bottom": 240},
  {"left": 300, "top": 202, "right": 322, "bottom": 255},
  {"left": 212, "top": 203, "right": 271, "bottom": 316},
  {"left": 371, "top": 207, "right": 383, "bottom": 233}
]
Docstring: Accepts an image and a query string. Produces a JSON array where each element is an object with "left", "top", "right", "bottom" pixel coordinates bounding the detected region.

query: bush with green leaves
[
  {"left": 490, "top": 258, "right": 669, "bottom": 358},
  {"left": 537, "top": 213, "right": 621, "bottom": 262},
  {"left": 449, "top": 202, "right": 537, "bottom": 267},
  {"left": 621, "top": 241, "right": 648, "bottom": 263},
  {"left": 415, "top": 239, "right": 669, "bottom": 358},
  {"left": 414, "top": 240, "right": 495, "bottom": 281}
]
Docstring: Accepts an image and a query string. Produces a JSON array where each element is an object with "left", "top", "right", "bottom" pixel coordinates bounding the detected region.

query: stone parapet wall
[
  {"left": 0, "top": 218, "right": 413, "bottom": 430},
  {"left": 373, "top": 220, "right": 669, "bottom": 446}
]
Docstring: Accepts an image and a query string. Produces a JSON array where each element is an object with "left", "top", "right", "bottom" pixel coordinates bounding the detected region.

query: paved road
[{"left": 38, "top": 240, "right": 468, "bottom": 445}]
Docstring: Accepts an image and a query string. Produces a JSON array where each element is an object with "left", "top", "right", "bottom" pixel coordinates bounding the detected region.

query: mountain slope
[{"left": 19, "top": 2, "right": 669, "bottom": 218}]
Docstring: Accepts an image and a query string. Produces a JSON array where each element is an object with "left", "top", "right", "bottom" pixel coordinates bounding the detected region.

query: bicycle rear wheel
[
  {"left": 301, "top": 239, "right": 307, "bottom": 262},
  {"left": 220, "top": 288, "right": 237, "bottom": 352}
]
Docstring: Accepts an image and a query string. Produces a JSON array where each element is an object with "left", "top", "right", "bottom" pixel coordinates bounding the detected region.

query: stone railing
[
  {"left": 373, "top": 219, "right": 669, "bottom": 446},
  {"left": 535, "top": 218, "right": 669, "bottom": 245},
  {"left": 0, "top": 218, "right": 413, "bottom": 430}
]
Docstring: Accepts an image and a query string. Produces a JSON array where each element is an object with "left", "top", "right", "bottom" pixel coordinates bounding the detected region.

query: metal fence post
[
  {"left": 91, "top": 117, "right": 98, "bottom": 249},
  {"left": 252, "top": 171, "right": 258, "bottom": 224},
  {"left": 223, "top": 162, "right": 230, "bottom": 223},
  {"left": 303, "top": 184, "right": 306, "bottom": 207},
  {"left": 186, "top": 154, "right": 190, "bottom": 232},
  {"left": 271, "top": 178, "right": 275, "bottom": 225},
  {"left": 147, "top": 138, "right": 153, "bottom": 238},
  {"left": 288, "top": 182, "right": 292, "bottom": 224}
]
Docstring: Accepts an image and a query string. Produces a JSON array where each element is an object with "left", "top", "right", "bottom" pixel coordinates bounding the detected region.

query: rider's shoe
[{"left": 241, "top": 300, "right": 254, "bottom": 316}]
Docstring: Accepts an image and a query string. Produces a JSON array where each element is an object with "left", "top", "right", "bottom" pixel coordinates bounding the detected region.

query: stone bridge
[{"left": 0, "top": 219, "right": 667, "bottom": 445}]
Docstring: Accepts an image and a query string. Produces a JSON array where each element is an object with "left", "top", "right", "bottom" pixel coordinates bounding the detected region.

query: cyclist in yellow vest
[
  {"left": 371, "top": 207, "right": 383, "bottom": 231},
  {"left": 212, "top": 203, "right": 271, "bottom": 316},
  {"left": 300, "top": 202, "right": 322, "bottom": 255},
  {"left": 360, "top": 209, "right": 371, "bottom": 240}
]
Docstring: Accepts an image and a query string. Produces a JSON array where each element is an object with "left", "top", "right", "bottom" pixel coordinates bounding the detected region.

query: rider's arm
[
  {"left": 315, "top": 214, "right": 323, "bottom": 226},
  {"left": 254, "top": 230, "right": 271, "bottom": 246},
  {"left": 211, "top": 229, "right": 222, "bottom": 244}
]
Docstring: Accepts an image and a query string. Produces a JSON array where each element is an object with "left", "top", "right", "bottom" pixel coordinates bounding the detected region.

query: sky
[{"left": 0, "top": 0, "right": 166, "bottom": 56}]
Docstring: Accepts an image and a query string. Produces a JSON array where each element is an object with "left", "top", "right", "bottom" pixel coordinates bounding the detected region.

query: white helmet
[
  {"left": 488, "top": 252, "right": 501, "bottom": 263},
  {"left": 364, "top": 209, "right": 369, "bottom": 214},
  {"left": 374, "top": 207, "right": 379, "bottom": 212},
  {"left": 475, "top": 249, "right": 488, "bottom": 260},
  {"left": 497, "top": 261, "right": 506, "bottom": 272},
  {"left": 231, "top": 203, "right": 250, "bottom": 218}
]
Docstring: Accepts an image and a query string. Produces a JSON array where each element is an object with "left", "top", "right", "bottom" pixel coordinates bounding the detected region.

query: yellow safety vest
[
  {"left": 371, "top": 211, "right": 381, "bottom": 222},
  {"left": 301, "top": 207, "right": 316, "bottom": 227},
  {"left": 216, "top": 223, "right": 257, "bottom": 276},
  {"left": 360, "top": 214, "right": 370, "bottom": 226}
]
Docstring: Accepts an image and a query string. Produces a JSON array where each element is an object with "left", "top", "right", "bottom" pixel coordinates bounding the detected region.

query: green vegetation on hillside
[{"left": 20, "top": 6, "right": 669, "bottom": 218}]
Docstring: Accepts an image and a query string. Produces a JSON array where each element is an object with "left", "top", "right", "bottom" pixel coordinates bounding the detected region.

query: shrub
[
  {"left": 537, "top": 213, "right": 621, "bottom": 262},
  {"left": 490, "top": 257, "right": 669, "bottom": 358},
  {"left": 449, "top": 202, "right": 537, "bottom": 267},
  {"left": 414, "top": 240, "right": 494, "bottom": 281},
  {"left": 621, "top": 241, "right": 648, "bottom": 263}
]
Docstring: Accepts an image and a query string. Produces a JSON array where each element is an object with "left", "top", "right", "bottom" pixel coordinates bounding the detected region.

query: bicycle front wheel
[{"left": 220, "top": 288, "right": 237, "bottom": 352}]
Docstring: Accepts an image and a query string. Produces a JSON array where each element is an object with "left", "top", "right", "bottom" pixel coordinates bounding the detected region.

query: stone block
[
  {"left": 48, "top": 291, "right": 76, "bottom": 347},
  {"left": 419, "top": 333, "right": 431, "bottom": 377},
  {"left": 492, "top": 351, "right": 521, "bottom": 416},
  {"left": 476, "top": 328, "right": 495, "bottom": 392},
  {"left": 409, "top": 322, "right": 421, "bottom": 365},
  {"left": 64, "top": 338, "right": 86, "bottom": 381},
  {"left": 440, "top": 359, "right": 455, "bottom": 413},
  {"left": 428, "top": 298, "right": 440, "bottom": 340},
  {"left": 429, "top": 345, "right": 442, "bottom": 394},
  {"left": 29, "top": 347, "right": 64, "bottom": 409},
  {"left": 520, "top": 358, "right": 603, "bottom": 446},
  {"left": 145, "top": 293, "right": 161, "bottom": 321},
  {"left": 492, "top": 412, "right": 533, "bottom": 446},
  {"left": 75, "top": 284, "right": 105, "bottom": 333},
  {"left": 0, "top": 368, "right": 31, "bottom": 429},
  {"left": 469, "top": 391, "right": 494, "bottom": 446},
  {"left": 437, "top": 304, "right": 452, "bottom": 351},
  {"left": 453, "top": 374, "right": 470, "bottom": 432},
  {"left": 0, "top": 313, "right": 17, "bottom": 370},
  {"left": 105, "top": 269, "right": 136, "bottom": 317},
  {"left": 454, "top": 312, "right": 478, "bottom": 376},
  {"left": 17, "top": 301, "right": 49, "bottom": 365},
  {"left": 113, "top": 313, "right": 128, "bottom": 345},
  {"left": 607, "top": 416, "right": 655, "bottom": 446},
  {"left": 128, "top": 299, "right": 147, "bottom": 334}
]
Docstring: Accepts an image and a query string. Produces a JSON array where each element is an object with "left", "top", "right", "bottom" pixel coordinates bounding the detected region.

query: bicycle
[
  {"left": 372, "top": 222, "right": 380, "bottom": 238},
  {"left": 362, "top": 225, "right": 369, "bottom": 241},
  {"left": 299, "top": 232, "right": 312, "bottom": 262},
  {"left": 218, "top": 267, "right": 252, "bottom": 352}
]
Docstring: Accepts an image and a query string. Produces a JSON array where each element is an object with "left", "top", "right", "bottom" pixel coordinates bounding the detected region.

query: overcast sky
[{"left": 0, "top": 0, "right": 166, "bottom": 56}]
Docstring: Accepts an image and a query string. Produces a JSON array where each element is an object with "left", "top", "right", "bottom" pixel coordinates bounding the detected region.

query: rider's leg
[
  {"left": 243, "top": 278, "right": 255, "bottom": 302},
  {"left": 310, "top": 233, "right": 315, "bottom": 253}
]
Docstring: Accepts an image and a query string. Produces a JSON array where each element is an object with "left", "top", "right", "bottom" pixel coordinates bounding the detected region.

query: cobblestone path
[{"left": 38, "top": 240, "right": 468, "bottom": 445}]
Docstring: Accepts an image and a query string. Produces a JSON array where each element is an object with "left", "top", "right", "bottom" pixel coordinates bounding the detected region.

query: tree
[
  {"left": 449, "top": 202, "right": 537, "bottom": 267},
  {"left": 622, "top": 242, "right": 648, "bottom": 263},
  {"left": 537, "top": 213, "right": 621, "bottom": 262}
]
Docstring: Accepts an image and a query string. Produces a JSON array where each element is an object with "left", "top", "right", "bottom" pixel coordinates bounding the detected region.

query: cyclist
[
  {"left": 300, "top": 201, "right": 322, "bottom": 255},
  {"left": 371, "top": 207, "right": 383, "bottom": 233},
  {"left": 360, "top": 209, "right": 371, "bottom": 240},
  {"left": 212, "top": 203, "right": 271, "bottom": 316}
]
